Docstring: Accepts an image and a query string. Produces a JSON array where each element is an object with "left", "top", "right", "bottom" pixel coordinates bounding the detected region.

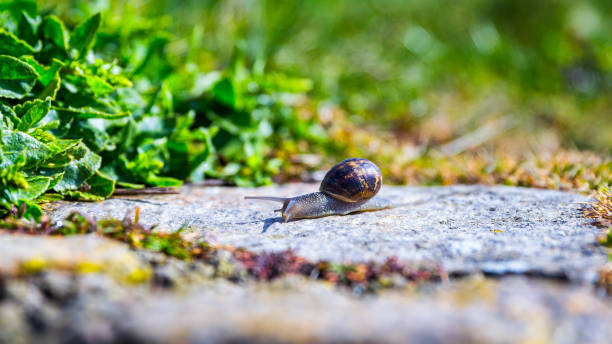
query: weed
[{"left": 584, "top": 186, "right": 612, "bottom": 230}]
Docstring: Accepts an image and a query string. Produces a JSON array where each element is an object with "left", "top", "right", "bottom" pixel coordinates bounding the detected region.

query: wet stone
[{"left": 46, "top": 184, "right": 609, "bottom": 282}]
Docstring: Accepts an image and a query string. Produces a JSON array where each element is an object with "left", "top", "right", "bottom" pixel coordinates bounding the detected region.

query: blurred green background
[{"left": 47, "top": 0, "right": 612, "bottom": 154}]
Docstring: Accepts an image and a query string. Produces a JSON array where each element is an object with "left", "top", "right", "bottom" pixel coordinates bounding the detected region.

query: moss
[
  {"left": 311, "top": 100, "right": 612, "bottom": 193},
  {"left": 584, "top": 186, "right": 612, "bottom": 229},
  {"left": 76, "top": 262, "right": 103, "bottom": 274},
  {"left": 2, "top": 210, "right": 444, "bottom": 291},
  {"left": 124, "top": 267, "right": 153, "bottom": 284},
  {"left": 13, "top": 253, "right": 152, "bottom": 284},
  {"left": 75, "top": 260, "right": 152, "bottom": 284},
  {"left": 20, "top": 258, "right": 47, "bottom": 275},
  {"left": 580, "top": 186, "right": 612, "bottom": 264}
]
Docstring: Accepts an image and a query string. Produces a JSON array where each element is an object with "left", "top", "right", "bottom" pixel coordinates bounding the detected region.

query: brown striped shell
[{"left": 319, "top": 158, "right": 382, "bottom": 203}]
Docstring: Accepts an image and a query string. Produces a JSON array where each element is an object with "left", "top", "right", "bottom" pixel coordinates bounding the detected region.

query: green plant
[
  {"left": 58, "top": 0, "right": 612, "bottom": 153},
  {"left": 584, "top": 186, "right": 612, "bottom": 229},
  {"left": 88, "top": 10, "right": 328, "bottom": 186},
  {"left": 0, "top": 4, "right": 195, "bottom": 219},
  {"left": 582, "top": 186, "right": 611, "bottom": 262},
  {"left": 0, "top": 0, "right": 326, "bottom": 220}
]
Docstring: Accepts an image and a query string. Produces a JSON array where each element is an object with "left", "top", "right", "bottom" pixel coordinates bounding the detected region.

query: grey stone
[
  {"left": 126, "top": 276, "right": 612, "bottom": 344},
  {"left": 0, "top": 235, "right": 151, "bottom": 282},
  {"left": 3, "top": 184, "right": 611, "bottom": 343},
  {"left": 1, "top": 273, "right": 612, "bottom": 344},
  {"left": 46, "top": 184, "right": 609, "bottom": 282}
]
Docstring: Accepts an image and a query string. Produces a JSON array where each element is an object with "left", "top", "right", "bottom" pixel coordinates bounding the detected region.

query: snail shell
[
  {"left": 245, "top": 157, "right": 391, "bottom": 221},
  {"left": 319, "top": 158, "right": 382, "bottom": 203}
]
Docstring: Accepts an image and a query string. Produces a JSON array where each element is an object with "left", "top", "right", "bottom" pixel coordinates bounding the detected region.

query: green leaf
[
  {"left": 132, "top": 34, "right": 172, "bottom": 81},
  {"left": 85, "top": 171, "right": 115, "bottom": 198},
  {"left": 64, "top": 121, "right": 113, "bottom": 153},
  {"left": 46, "top": 171, "right": 65, "bottom": 189},
  {"left": 53, "top": 170, "right": 114, "bottom": 201},
  {"left": 212, "top": 77, "right": 236, "bottom": 108},
  {"left": 85, "top": 75, "right": 115, "bottom": 97},
  {"left": 3, "top": 175, "right": 51, "bottom": 222},
  {"left": 62, "top": 190, "right": 105, "bottom": 201},
  {"left": 21, "top": 201, "right": 42, "bottom": 222},
  {"left": 48, "top": 143, "right": 101, "bottom": 193},
  {"left": 0, "top": 55, "right": 38, "bottom": 99},
  {"left": 42, "top": 15, "right": 69, "bottom": 51},
  {"left": 0, "top": 103, "right": 20, "bottom": 129},
  {"left": 9, "top": 176, "right": 50, "bottom": 201},
  {"left": 146, "top": 175, "right": 182, "bottom": 187},
  {"left": 0, "top": 112, "right": 8, "bottom": 129},
  {"left": 38, "top": 74, "right": 61, "bottom": 100},
  {"left": 16, "top": 98, "right": 51, "bottom": 131},
  {"left": 53, "top": 106, "right": 129, "bottom": 120},
  {"left": 113, "top": 117, "right": 136, "bottom": 153},
  {"left": 0, "top": 1, "right": 37, "bottom": 20},
  {"left": 116, "top": 181, "right": 144, "bottom": 189},
  {"left": 188, "top": 127, "right": 217, "bottom": 182},
  {"left": 18, "top": 11, "right": 41, "bottom": 46},
  {"left": 69, "top": 13, "right": 101, "bottom": 59},
  {"left": 21, "top": 56, "right": 64, "bottom": 86},
  {"left": 35, "top": 193, "right": 63, "bottom": 203},
  {"left": 0, "top": 29, "right": 36, "bottom": 56},
  {"left": 28, "top": 127, "right": 56, "bottom": 144},
  {"left": 0, "top": 130, "right": 52, "bottom": 169},
  {"left": 44, "top": 139, "right": 80, "bottom": 158},
  {"left": 38, "top": 120, "right": 59, "bottom": 131}
]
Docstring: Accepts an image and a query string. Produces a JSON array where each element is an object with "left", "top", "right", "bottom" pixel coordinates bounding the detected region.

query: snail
[{"left": 245, "top": 158, "right": 392, "bottom": 222}]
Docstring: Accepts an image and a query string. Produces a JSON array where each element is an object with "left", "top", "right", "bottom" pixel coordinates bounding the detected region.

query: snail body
[{"left": 245, "top": 158, "right": 392, "bottom": 222}]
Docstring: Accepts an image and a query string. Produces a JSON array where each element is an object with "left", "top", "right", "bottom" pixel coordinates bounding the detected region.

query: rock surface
[
  {"left": 47, "top": 184, "right": 608, "bottom": 282},
  {"left": 1, "top": 271, "right": 611, "bottom": 344},
  {"left": 2, "top": 184, "right": 609, "bottom": 343},
  {"left": 0, "top": 235, "right": 150, "bottom": 282}
]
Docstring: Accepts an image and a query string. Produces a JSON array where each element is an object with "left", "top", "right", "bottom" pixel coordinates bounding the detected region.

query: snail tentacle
[
  {"left": 244, "top": 158, "right": 391, "bottom": 221},
  {"left": 244, "top": 196, "right": 290, "bottom": 202}
]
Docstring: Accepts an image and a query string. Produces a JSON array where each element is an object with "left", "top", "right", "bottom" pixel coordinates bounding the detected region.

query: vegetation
[
  {"left": 53, "top": 0, "right": 612, "bottom": 153},
  {"left": 585, "top": 186, "right": 612, "bottom": 228},
  {"left": 0, "top": 1, "right": 325, "bottom": 220},
  {"left": 584, "top": 186, "right": 611, "bottom": 258},
  {"left": 0, "top": 0, "right": 610, "bottom": 220}
]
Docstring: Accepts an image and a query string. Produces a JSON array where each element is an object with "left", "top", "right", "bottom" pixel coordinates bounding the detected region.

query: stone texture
[
  {"left": 46, "top": 184, "right": 609, "bottom": 282},
  {"left": 130, "top": 276, "right": 612, "bottom": 344},
  {"left": 0, "top": 184, "right": 603, "bottom": 343},
  {"left": 0, "top": 235, "right": 151, "bottom": 282},
  {"left": 1, "top": 271, "right": 612, "bottom": 344}
]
